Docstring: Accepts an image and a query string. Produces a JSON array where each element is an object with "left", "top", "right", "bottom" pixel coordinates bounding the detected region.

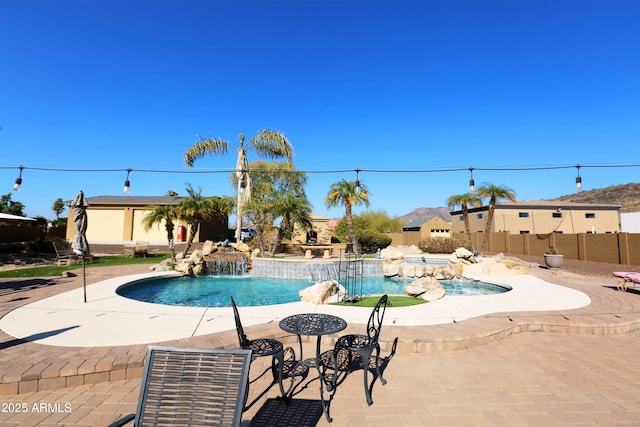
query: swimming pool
[{"left": 117, "top": 275, "right": 511, "bottom": 307}]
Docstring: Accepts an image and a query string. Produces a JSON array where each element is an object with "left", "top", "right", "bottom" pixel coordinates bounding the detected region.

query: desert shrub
[
  {"left": 26, "top": 238, "right": 57, "bottom": 253},
  {"left": 419, "top": 237, "right": 470, "bottom": 254},
  {"left": 356, "top": 231, "right": 392, "bottom": 254}
]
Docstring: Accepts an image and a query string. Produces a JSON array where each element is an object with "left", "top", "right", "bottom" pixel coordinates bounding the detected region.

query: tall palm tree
[
  {"left": 142, "top": 194, "right": 179, "bottom": 261},
  {"left": 176, "top": 184, "right": 234, "bottom": 258},
  {"left": 447, "top": 192, "right": 482, "bottom": 253},
  {"left": 183, "top": 129, "right": 293, "bottom": 242},
  {"left": 475, "top": 183, "right": 517, "bottom": 257},
  {"left": 325, "top": 179, "right": 370, "bottom": 254}
]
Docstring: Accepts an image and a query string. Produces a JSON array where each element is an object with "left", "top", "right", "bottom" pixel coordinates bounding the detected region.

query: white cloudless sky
[{"left": 1, "top": 0, "right": 638, "bottom": 221}]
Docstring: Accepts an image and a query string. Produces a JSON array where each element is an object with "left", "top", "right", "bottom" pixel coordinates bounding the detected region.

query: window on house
[
  {"left": 459, "top": 215, "right": 464, "bottom": 221},
  {"left": 554, "top": 231, "right": 563, "bottom": 234},
  {"left": 518, "top": 212, "right": 529, "bottom": 218},
  {"left": 552, "top": 212, "right": 562, "bottom": 218},
  {"left": 519, "top": 230, "right": 530, "bottom": 234},
  {"left": 476, "top": 213, "right": 483, "bottom": 219},
  {"left": 585, "top": 213, "right": 595, "bottom": 218}
]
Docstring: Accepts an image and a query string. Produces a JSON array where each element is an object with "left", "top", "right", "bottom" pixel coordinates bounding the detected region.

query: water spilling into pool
[{"left": 117, "top": 275, "right": 510, "bottom": 307}]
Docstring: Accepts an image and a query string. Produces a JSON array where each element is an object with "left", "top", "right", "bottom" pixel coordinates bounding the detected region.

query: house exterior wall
[
  {"left": 66, "top": 209, "right": 126, "bottom": 242},
  {"left": 420, "top": 217, "right": 452, "bottom": 239},
  {"left": 291, "top": 214, "right": 332, "bottom": 244},
  {"left": 452, "top": 205, "right": 621, "bottom": 235},
  {"left": 66, "top": 204, "right": 224, "bottom": 244}
]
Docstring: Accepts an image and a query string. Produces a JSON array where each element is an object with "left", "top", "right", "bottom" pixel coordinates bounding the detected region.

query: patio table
[{"left": 279, "top": 313, "right": 347, "bottom": 422}]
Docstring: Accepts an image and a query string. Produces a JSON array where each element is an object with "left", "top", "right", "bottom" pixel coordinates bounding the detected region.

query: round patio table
[{"left": 279, "top": 313, "right": 347, "bottom": 422}]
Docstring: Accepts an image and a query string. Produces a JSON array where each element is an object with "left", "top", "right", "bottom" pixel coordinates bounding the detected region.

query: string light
[
  {"left": 354, "top": 168, "right": 361, "bottom": 194},
  {"left": 3, "top": 163, "right": 639, "bottom": 192},
  {"left": 123, "top": 169, "right": 132, "bottom": 194},
  {"left": 12, "top": 166, "right": 24, "bottom": 191},
  {"left": 575, "top": 165, "right": 582, "bottom": 190}
]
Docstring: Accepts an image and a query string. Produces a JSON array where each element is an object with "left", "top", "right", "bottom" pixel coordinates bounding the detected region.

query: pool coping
[{"left": 0, "top": 271, "right": 590, "bottom": 347}]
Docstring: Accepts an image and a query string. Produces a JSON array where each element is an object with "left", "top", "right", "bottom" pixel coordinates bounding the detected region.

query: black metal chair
[
  {"left": 331, "top": 294, "right": 389, "bottom": 405},
  {"left": 231, "top": 297, "right": 288, "bottom": 401},
  {"left": 108, "top": 346, "right": 251, "bottom": 427}
]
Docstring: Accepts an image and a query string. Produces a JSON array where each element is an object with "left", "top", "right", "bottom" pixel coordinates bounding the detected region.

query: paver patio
[{"left": 0, "top": 258, "right": 639, "bottom": 426}]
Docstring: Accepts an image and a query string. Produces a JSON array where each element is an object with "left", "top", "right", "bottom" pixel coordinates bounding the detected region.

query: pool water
[{"left": 117, "top": 275, "right": 510, "bottom": 307}]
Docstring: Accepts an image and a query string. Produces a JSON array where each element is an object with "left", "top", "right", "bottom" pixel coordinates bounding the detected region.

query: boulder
[
  {"left": 192, "top": 262, "right": 205, "bottom": 275},
  {"left": 432, "top": 266, "right": 456, "bottom": 280},
  {"left": 201, "top": 240, "right": 215, "bottom": 256},
  {"left": 380, "top": 246, "right": 405, "bottom": 261},
  {"left": 235, "top": 242, "right": 251, "bottom": 253},
  {"left": 405, "top": 277, "right": 445, "bottom": 301},
  {"left": 188, "top": 250, "right": 204, "bottom": 264},
  {"left": 299, "top": 280, "right": 346, "bottom": 304},
  {"left": 174, "top": 259, "right": 192, "bottom": 276},
  {"left": 459, "top": 256, "right": 528, "bottom": 278},
  {"left": 382, "top": 259, "right": 402, "bottom": 277},
  {"left": 448, "top": 247, "right": 478, "bottom": 265}
]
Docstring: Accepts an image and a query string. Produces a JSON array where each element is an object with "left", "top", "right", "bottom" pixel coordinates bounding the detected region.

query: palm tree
[
  {"left": 240, "top": 160, "right": 311, "bottom": 256},
  {"left": 183, "top": 129, "right": 293, "bottom": 242},
  {"left": 272, "top": 192, "right": 313, "bottom": 255},
  {"left": 52, "top": 198, "right": 65, "bottom": 220},
  {"left": 176, "top": 184, "right": 232, "bottom": 259},
  {"left": 325, "top": 179, "right": 370, "bottom": 254},
  {"left": 447, "top": 193, "right": 482, "bottom": 253},
  {"left": 475, "top": 183, "right": 517, "bottom": 257},
  {"left": 142, "top": 193, "right": 179, "bottom": 261}
]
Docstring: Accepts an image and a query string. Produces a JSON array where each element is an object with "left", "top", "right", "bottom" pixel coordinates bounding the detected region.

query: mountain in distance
[
  {"left": 399, "top": 183, "right": 640, "bottom": 223},
  {"left": 546, "top": 182, "right": 640, "bottom": 213},
  {"left": 400, "top": 207, "right": 452, "bottom": 224}
]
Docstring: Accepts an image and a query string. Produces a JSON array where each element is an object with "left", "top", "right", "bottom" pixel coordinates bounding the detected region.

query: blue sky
[{"left": 1, "top": 0, "right": 639, "bottom": 221}]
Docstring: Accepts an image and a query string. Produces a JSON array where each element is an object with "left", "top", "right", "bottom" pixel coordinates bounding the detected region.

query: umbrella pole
[{"left": 82, "top": 256, "right": 87, "bottom": 303}]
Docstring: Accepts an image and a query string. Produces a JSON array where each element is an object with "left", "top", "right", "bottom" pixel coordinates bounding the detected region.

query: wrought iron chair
[
  {"left": 231, "top": 297, "right": 289, "bottom": 401},
  {"left": 331, "top": 294, "right": 389, "bottom": 405},
  {"left": 108, "top": 346, "right": 251, "bottom": 427}
]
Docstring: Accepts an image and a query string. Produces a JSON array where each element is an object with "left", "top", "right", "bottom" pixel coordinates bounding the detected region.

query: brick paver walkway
[{"left": 1, "top": 261, "right": 639, "bottom": 426}]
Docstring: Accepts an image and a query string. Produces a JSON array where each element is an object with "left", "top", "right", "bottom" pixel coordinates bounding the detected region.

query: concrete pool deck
[
  {"left": 0, "top": 270, "right": 591, "bottom": 347},
  {"left": 0, "top": 259, "right": 639, "bottom": 425}
]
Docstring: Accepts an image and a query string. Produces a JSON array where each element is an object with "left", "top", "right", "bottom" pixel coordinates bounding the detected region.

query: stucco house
[
  {"left": 290, "top": 213, "right": 332, "bottom": 244},
  {"left": 450, "top": 201, "right": 621, "bottom": 235},
  {"left": 65, "top": 196, "right": 229, "bottom": 244},
  {"left": 400, "top": 216, "right": 452, "bottom": 246}
]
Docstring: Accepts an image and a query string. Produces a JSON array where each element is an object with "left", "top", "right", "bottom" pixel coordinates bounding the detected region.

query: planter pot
[{"left": 544, "top": 254, "right": 564, "bottom": 268}]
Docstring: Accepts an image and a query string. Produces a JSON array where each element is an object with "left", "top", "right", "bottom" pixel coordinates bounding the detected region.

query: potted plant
[{"left": 544, "top": 247, "right": 564, "bottom": 268}]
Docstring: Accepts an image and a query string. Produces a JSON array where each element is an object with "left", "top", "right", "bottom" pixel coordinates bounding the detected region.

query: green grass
[
  {"left": 0, "top": 253, "right": 171, "bottom": 278},
  {"left": 331, "top": 295, "right": 426, "bottom": 307}
]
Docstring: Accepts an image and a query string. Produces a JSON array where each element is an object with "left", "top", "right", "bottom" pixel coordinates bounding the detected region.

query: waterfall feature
[
  {"left": 251, "top": 258, "right": 382, "bottom": 280},
  {"left": 303, "top": 263, "right": 339, "bottom": 282},
  {"left": 205, "top": 252, "right": 249, "bottom": 276}
]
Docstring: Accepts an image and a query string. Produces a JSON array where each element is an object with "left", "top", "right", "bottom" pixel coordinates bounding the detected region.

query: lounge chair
[
  {"left": 613, "top": 271, "right": 640, "bottom": 292},
  {"left": 52, "top": 241, "right": 75, "bottom": 265},
  {"left": 108, "top": 346, "right": 252, "bottom": 427},
  {"left": 329, "top": 294, "right": 389, "bottom": 405}
]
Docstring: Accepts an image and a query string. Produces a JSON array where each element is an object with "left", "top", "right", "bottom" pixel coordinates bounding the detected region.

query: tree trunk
[
  {"left": 480, "top": 197, "right": 496, "bottom": 257},
  {"left": 269, "top": 216, "right": 290, "bottom": 257},
  {"left": 345, "top": 202, "right": 358, "bottom": 254},
  {"left": 181, "top": 221, "right": 199, "bottom": 259},
  {"left": 462, "top": 204, "right": 475, "bottom": 253},
  {"left": 165, "top": 222, "right": 176, "bottom": 261}
]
